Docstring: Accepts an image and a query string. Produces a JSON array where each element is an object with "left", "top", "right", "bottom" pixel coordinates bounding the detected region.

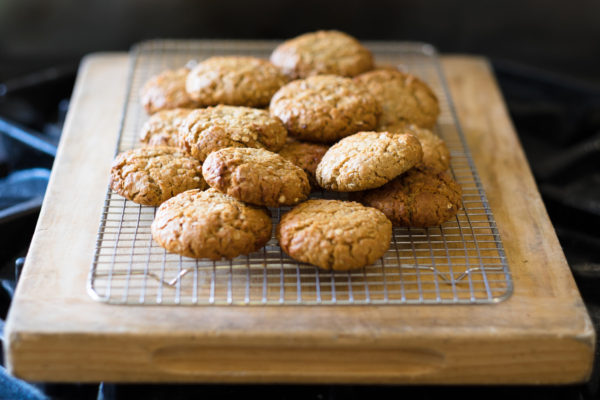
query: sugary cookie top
[{"left": 271, "top": 30, "right": 374, "bottom": 79}]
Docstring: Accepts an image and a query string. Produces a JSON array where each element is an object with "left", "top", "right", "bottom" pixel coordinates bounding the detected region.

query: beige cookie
[
  {"left": 202, "top": 147, "right": 310, "bottom": 207},
  {"left": 352, "top": 168, "right": 462, "bottom": 227},
  {"left": 355, "top": 68, "right": 440, "bottom": 129},
  {"left": 151, "top": 188, "right": 272, "bottom": 259},
  {"left": 316, "top": 131, "right": 423, "bottom": 191},
  {"left": 110, "top": 146, "right": 207, "bottom": 206},
  {"left": 185, "top": 56, "right": 288, "bottom": 108},
  {"left": 140, "top": 67, "right": 198, "bottom": 114},
  {"left": 387, "top": 124, "right": 450, "bottom": 173},
  {"left": 270, "top": 75, "right": 381, "bottom": 143},
  {"left": 178, "top": 105, "right": 287, "bottom": 162},
  {"left": 277, "top": 199, "right": 392, "bottom": 271},
  {"left": 270, "top": 30, "right": 374, "bottom": 79},
  {"left": 277, "top": 139, "right": 328, "bottom": 189},
  {"left": 139, "top": 108, "right": 192, "bottom": 147}
]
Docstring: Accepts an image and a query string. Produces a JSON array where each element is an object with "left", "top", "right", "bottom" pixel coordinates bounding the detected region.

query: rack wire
[{"left": 88, "top": 40, "right": 512, "bottom": 305}]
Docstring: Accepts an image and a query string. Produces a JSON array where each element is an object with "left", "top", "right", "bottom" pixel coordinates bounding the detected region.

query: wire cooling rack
[{"left": 88, "top": 40, "right": 512, "bottom": 305}]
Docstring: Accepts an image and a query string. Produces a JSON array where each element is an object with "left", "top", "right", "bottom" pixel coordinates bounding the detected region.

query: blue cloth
[{"left": 0, "top": 366, "right": 48, "bottom": 400}]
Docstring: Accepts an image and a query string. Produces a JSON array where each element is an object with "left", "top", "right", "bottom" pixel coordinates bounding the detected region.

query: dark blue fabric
[{"left": 0, "top": 366, "right": 47, "bottom": 400}]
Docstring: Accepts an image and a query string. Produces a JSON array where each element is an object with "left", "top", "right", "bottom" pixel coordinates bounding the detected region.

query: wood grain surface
[{"left": 3, "top": 53, "right": 595, "bottom": 384}]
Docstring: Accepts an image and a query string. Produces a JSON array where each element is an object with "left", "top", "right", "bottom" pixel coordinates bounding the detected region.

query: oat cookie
[
  {"left": 202, "top": 147, "right": 310, "bottom": 207},
  {"left": 387, "top": 124, "right": 450, "bottom": 172},
  {"left": 140, "top": 67, "right": 198, "bottom": 114},
  {"left": 270, "top": 75, "right": 381, "bottom": 143},
  {"left": 185, "top": 56, "right": 288, "bottom": 108},
  {"left": 316, "top": 131, "right": 423, "bottom": 191},
  {"left": 355, "top": 68, "right": 440, "bottom": 129},
  {"left": 352, "top": 168, "right": 462, "bottom": 227},
  {"left": 277, "top": 199, "right": 392, "bottom": 271},
  {"left": 140, "top": 108, "right": 192, "bottom": 147},
  {"left": 179, "top": 105, "right": 287, "bottom": 162},
  {"left": 270, "top": 30, "right": 374, "bottom": 79},
  {"left": 277, "top": 139, "right": 328, "bottom": 189},
  {"left": 151, "top": 189, "right": 272, "bottom": 259},
  {"left": 110, "top": 146, "right": 207, "bottom": 206}
]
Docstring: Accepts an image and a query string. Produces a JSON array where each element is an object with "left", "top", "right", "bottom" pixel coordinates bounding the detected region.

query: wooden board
[{"left": 3, "top": 53, "right": 595, "bottom": 384}]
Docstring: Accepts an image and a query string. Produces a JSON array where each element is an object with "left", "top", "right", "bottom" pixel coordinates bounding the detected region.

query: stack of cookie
[{"left": 110, "top": 30, "right": 462, "bottom": 271}]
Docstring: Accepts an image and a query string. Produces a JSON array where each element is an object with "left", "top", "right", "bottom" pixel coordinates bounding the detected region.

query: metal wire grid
[{"left": 88, "top": 40, "right": 512, "bottom": 305}]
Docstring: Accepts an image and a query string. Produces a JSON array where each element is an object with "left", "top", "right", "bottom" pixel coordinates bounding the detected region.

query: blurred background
[
  {"left": 1, "top": 0, "right": 600, "bottom": 83},
  {"left": 0, "top": 1, "right": 599, "bottom": 399}
]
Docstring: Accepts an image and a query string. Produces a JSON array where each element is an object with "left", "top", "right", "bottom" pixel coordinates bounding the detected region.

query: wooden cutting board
[{"left": 3, "top": 53, "right": 595, "bottom": 384}]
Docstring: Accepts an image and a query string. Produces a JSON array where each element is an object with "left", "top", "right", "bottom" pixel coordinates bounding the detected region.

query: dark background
[
  {"left": 1, "top": 0, "right": 600, "bottom": 85},
  {"left": 1, "top": 1, "right": 600, "bottom": 399}
]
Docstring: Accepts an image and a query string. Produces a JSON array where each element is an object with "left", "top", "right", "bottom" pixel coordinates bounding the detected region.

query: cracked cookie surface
[
  {"left": 140, "top": 67, "right": 198, "bottom": 114},
  {"left": 203, "top": 147, "right": 310, "bottom": 207},
  {"left": 277, "top": 139, "right": 328, "bottom": 189},
  {"left": 352, "top": 168, "right": 462, "bottom": 227},
  {"left": 151, "top": 188, "right": 272, "bottom": 259},
  {"left": 140, "top": 108, "right": 192, "bottom": 147},
  {"left": 185, "top": 56, "right": 289, "bottom": 108},
  {"left": 316, "top": 131, "right": 423, "bottom": 191},
  {"left": 355, "top": 68, "right": 440, "bottom": 129},
  {"left": 270, "top": 75, "right": 380, "bottom": 143},
  {"left": 387, "top": 124, "right": 450, "bottom": 173},
  {"left": 179, "top": 105, "right": 287, "bottom": 162},
  {"left": 270, "top": 30, "right": 374, "bottom": 79},
  {"left": 110, "top": 146, "right": 207, "bottom": 206},
  {"left": 277, "top": 199, "right": 392, "bottom": 271}
]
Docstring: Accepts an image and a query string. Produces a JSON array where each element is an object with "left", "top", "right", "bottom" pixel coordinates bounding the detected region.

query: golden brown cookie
[
  {"left": 355, "top": 68, "right": 440, "bottom": 129},
  {"left": 140, "top": 67, "right": 198, "bottom": 114},
  {"left": 202, "top": 147, "right": 310, "bottom": 207},
  {"left": 387, "top": 124, "right": 450, "bottom": 173},
  {"left": 185, "top": 56, "right": 288, "bottom": 108},
  {"left": 270, "top": 75, "right": 380, "bottom": 143},
  {"left": 178, "top": 105, "right": 287, "bottom": 162},
  {"left": 277, "top": 139, "right": 328, "bottom": 189},
  {"left": 277, "top": 199, "right": 392, "bottom": 271},
  {"left": 270, "top": 30, "right": 374, "bottom": 79},
  {"left": 352, "top": 168, "right": 462, "bottom": 227},
  {"left": 151, "top": 188, "right": 272, "bottom": 259},
  {"left": 316, "top": 131, "right": 423, "bottom": 192},
  {"left": 139, "top": 108, "right": 192, "bottom": 147},
  {"left": 110, "top": 146, "right": 207, "bottom": 206}
]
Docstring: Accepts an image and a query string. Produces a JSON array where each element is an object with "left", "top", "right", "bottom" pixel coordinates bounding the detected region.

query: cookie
[
  {"left": 185, "top": 56, "right": 288, "bottom": 108},
  {"left": 179, "top": 105, "right": 287, "bottom": 162},
  {"left": 352, "top": 168, "right": 462, "bottom": 227},
  {"left": 110, "top": 146, "right": 207, "bottom": 206},
  {"left": 202, "top": 147, "right": 310, "bottom": 207},
  {"left": 387, "top": 124, "right": 450, "bottom": 173},
  {"left": 270, "top": 75, "right": 381, "bottom": 143},
  {"left": 355, "top": 68, "right": 440, "bottom": 129},
  {"left": 139, "top": 108, "right": 192, "bottom": 147},
  {"left": 277, "top": 139, "right": 328, "bottom": 189},
  {"left": 270, "top": 30, "right": 374, "bottom": 79},
  {"left": 316, "top": 131, "right": 423, "bottom": 191},
  {"left": 140, "top": 67, "right": 198, "bottom": 114},
  {"left": 151, "top": 188, "right": 272, "bottom": 259},
  {"left": 277, "top": 199, "right": 392, "bottom": 271}
]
